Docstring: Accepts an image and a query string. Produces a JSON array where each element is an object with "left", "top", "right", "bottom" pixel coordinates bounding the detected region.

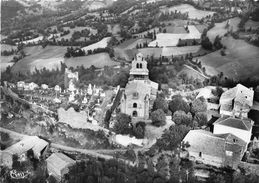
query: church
[{"left": 120, "top": 53, "right": 158, "bottom": 120}]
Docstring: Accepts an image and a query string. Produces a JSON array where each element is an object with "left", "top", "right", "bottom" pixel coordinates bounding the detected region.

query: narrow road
[{"left": 0, "top": 127, "right": 136, "bottom": 165}]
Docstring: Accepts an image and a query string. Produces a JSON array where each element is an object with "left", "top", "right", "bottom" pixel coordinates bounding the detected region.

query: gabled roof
[
  {"left": 183, "top": 130, "right": 245, "bottom": 159},
  {"left": 46, "top": 153, "right": 75, "bottom": 171},
  {"left": 214, "top": 116, "right": 252, "bottom": 131},
  {"left": 4, "top": 136, "right": 48, "bottom": 155}
]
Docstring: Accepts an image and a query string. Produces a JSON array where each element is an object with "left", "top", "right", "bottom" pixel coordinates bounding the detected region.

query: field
[
  {"left": 148, "top": 25, "right": 201, "bottom": 47},
  {"left": 160, "top": 4, "right": 215, "bottom": 20},
  {"left": 198, "top": 36, "right": 259, "bottom": 80},
  {"left": 114, "top": 38, "right": 152, "bottom": 60},
  {"left": 11, "top": 46, "right": 67, "bottom": 73},
  {"left": 65, "top": 53, "right": 118, "bottom": 68},
  {"left": 82, "top": 37, "right": 111, "bottom": 52},
  {"left": 1, "top": 56, "right": 15, "bottom": 71},
  {"left": 207, "top": 17, "right": 240, "bottom": 43},
  {"left": 138, "top": 45, "right": 201, "bottom": 58}
]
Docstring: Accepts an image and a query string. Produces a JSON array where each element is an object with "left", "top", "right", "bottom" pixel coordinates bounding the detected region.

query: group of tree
[
  {"left": 64, "top": 47, "right": 115, "bottom": 58},
  {"left": 112, "top": 113, "right": 145, "bottom": 139}
]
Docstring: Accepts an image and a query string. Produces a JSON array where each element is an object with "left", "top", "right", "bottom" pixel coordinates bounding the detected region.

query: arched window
[
  {"left": 136, "top": 63, "right": 139, "bottom": 68},
  {"left": 132, "top": 111, "right": 138, "bottom": 117},
  {"left": 133, "top": 103, "right": 137, "bottom": 108},
  {"left": 139, "top": 63, "right": 142, "bottom": 68}
]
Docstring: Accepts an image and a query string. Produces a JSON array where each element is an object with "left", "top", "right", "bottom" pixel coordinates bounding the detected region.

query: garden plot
[
  {"left": 148, "top": 25, "right": 201, "bottom": 47},
  {"left": 82, "top": 37, "right": 111, "bottom": 52},
  {"left": 207, "top": 17, "right": 240, "bottom": 43},
  {"left": 160, "top": 4, "right": 215, "bottom": 20}
]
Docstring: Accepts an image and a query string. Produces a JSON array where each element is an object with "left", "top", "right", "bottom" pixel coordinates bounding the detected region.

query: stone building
[
  {"left": 219, "top": 84, "right": 254, "bottom": 118},
  {"left": 120, "top": 53, "right": 158, "bottom": 120}
]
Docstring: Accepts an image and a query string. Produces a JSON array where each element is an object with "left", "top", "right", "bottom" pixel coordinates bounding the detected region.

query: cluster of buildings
[
  {"left": 0, "top": 135, "right": 76, "bottom": 182},
  {"left": 182, "top": 83, "right": 256, "bottom": 169}
]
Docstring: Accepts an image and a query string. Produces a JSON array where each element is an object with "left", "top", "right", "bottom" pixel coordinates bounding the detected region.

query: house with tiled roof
[
  {"left": 46, "top": 153, "right": 76, "bottom": 181},
  {"left": 182, "top": 130, "right": 246, "bottom": 169},
  {"left": 219, "top": 84, "right": 254, "bottom": 118},
  {"left": 1, "top": 136, "right": 49, "bottom": 168},
  {"left": 213, "top": 116, "right": 253, "bottom": 144}
]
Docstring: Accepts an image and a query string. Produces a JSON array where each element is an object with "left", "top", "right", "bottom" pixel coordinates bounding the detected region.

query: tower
[{"left": 129, "top": 53, "right": 149, "bottom": 80}]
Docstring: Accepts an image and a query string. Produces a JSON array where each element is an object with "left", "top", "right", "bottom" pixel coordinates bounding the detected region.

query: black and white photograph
[{"left": 1, "top": 0, "right": 259, "bottom": 182}]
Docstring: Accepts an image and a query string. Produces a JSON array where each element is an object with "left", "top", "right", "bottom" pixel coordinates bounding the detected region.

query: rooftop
[{"left": 214, "top": 116, "right": 253, "bottom": 131}]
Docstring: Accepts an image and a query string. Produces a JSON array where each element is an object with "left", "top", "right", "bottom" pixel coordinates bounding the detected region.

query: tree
[
  {"left": 169, "top": 95, "right": 190, "bottom": 115},
  {"left": 172, "top": 110, "right": 192, "bottom": 126},
  {"left": 151, "top": 109, "right": 166, "bottom": 127},
  {"left": 133, "top": 122, "right": 145, "bottom": 139},
  {"left": 193, "top": 112, "right": 207, "bottom": 127},
  {"left": 113, "top": 113, "right": 131, "bottom": 134},
  {"left": 191, "top": 97, "right": 207, "bottom": 114},
  {"left": 153, "top": 96, "right": 168, "bottom": 113},
  {"left": 156, "top": 125, "right": 190, "bottom": 151},
  {"left": 201, "top": 36, "right": 213, "bottom": 50}
]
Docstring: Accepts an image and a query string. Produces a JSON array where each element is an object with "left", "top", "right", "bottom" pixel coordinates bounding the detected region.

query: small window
[
  {"left": 136, "top": 63, "right": 139, "bottom": 68},
  {"left": 132, "top": 111, "right": 138, "bottom": 117},
  {"left": 139, "top": 63, "right": 142, "bottom": 68},
  {"left": 199, "top": 152, "right": 202, "bottom": 157},
  {"left": 133, "top": 103, "right": 137, "bottom": 108}
]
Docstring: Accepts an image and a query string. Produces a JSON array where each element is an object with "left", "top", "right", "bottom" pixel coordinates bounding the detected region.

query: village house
[
  {"left": 182, "top": 130, "right": 247, "bottom": 169},
  {"left": 120, "top": 53, "right": 158, "bottom": 120},
  {"left": 17, "top": 81, "right": 25, "bottom": 90},
  {"left": 46, "top": 153, "right": 76, "bottom": 181},
  {"left": 213, "top": 116, "right": 253, "bottom": 144},
  {"left": 219, "top": 84, "right": 254, "bottom": 118},
  {"left": 54, "top": 85, "right": 62, "bottom": 93},
  {"left": 41, "top": 84, "right": 49, "bottom": 90},
  {"left": 1, "top": 136, "right": 49, "bottom": 168}
]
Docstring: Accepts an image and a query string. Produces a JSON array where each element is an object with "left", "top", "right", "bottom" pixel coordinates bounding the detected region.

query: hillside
[{"left": 198, "top": 36, "right": 259, "bottom": 80}]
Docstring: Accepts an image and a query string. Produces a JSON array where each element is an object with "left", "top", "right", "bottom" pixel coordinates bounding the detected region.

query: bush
[
  {"left": 193, "top": 112, "right": 207, "bottom": 127},
  {"left": 191, "top": 97, "right": 207, "bottom": 114}
]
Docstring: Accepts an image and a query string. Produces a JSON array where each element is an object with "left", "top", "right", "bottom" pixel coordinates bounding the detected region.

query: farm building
[
  {"left": 46, "top": 153, "right": 76, "bottom": 181},
  {"left": 1, "top": 136, "right": 49, "bottom": 168},
  {"left": 182, "top": 130, "right": 246, "bottom": 169},
  {"left": 219, "top": 84, "right": 254, "bottom": 118},
  {"left": 213, "top": 116, "right": 253, "bottom": 144}
]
